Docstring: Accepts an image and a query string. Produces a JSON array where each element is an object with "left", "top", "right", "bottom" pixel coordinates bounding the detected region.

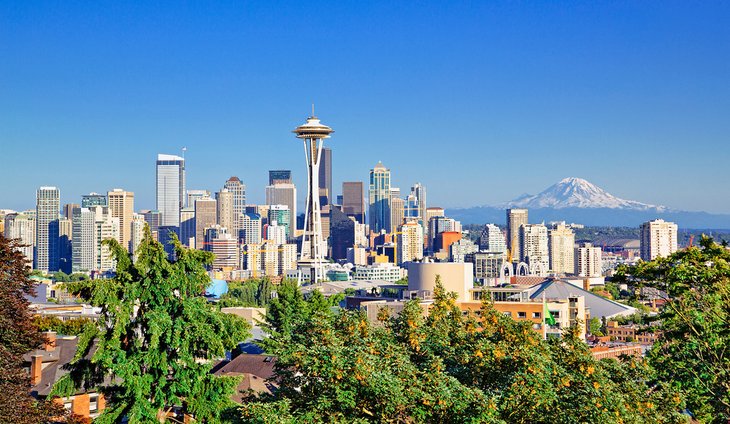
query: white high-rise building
[
  {"left": 478, "top": 224, "right": 506, "bottom": 253},
  {"left": 265, "top": 221, "right": 288, "bottom": 246},
  {"left": 398, "top": 221, "right": 424, "bottom": 265},
  {"left": 506, "top": 208, "right": 528, "bottom": 262},
  {"left": 35, "top": 186, "right": 60, "bottom": 272},
  {"left": 640, "top": 219, "right": 678, "bottom": 261},
  {"left": 130, "top": 213, "right": 146, "bottom": 259},
  {"left": 72, "top": 207, "right": 96, "bottom": 272},
  {"left": 239, "top": 213, "right": 262, "bottom": 245},
  {"left": 519, "top": 223, "right": 549, "bottom": 274},
  {"left": 4, "top": 212, "right": 35, "bottom": 264},
  {"left": 205, "top": 226, "right": 239, "bottom": 269},
  {"left": 93, "top": 206, "right": 120, "bottom": 272},
  {"left": 156, "top": 154, "right": 185, "bottom": 228},
  {"left": 279, "top": 244, "right": 298, "bottom": 276},
  {"left": 548, "top": 223, "right": 575, "bottom": 274},
  {"left": 575, "top": 242, "right": 602, "bottom": 277}
]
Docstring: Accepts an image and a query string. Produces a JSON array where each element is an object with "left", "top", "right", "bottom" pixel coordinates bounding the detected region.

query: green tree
[
  {"left": 0, "top": 234, "right": 67, "bottom": 423},
  {"left": 588, "top": 317, "right": 604, "bottom": 336},
  {"left": 51, "top": 228, "right": 250, "bottom": 423},
  {"left": 616, "top": 236, "right": 730, "bottom": 422},
  {"left": 32, "top": 315, "right": 93, "bottom": 336}
]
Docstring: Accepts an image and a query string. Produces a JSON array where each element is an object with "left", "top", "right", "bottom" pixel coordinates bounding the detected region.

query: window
[
  {"left": 517, "top": 312, "right": 527, "bottom": 319},
  {"left": 532, "top": 312, "right": 541, "bottom": 319}
]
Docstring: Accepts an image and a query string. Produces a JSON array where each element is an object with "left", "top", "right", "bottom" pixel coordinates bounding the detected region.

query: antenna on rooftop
[{"left": 182, "top": 147, "right": 187, "bottom": 160}]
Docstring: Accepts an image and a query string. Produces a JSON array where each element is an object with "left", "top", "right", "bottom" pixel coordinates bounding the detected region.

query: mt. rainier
[{"left": 502, "top": 177, "right": 669, "bottom": 212}]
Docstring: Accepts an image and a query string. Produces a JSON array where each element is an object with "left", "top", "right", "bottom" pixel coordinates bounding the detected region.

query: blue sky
[{"left": 2, "top": 1, "right": 729, "bottom": 213}]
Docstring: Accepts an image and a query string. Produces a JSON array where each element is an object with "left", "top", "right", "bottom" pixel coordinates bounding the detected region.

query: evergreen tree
[
  {"left": 52, "top": 228, "right": 251, "bottom": 422},
  {"left": 0, "top": 234, "right": 66, "bottom": 423}
]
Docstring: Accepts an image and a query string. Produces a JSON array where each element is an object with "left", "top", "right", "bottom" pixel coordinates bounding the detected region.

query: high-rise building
[
  {"left": 409, "top": 183, "right": 427, "bottom": 233},
  {"left": 278, "top": 244, "right": 298, "bottom": 276},
  {"left": 142, "top": 210, "right": 163, "bottom": 241},
  {"left": 81, "top": 193, "right": 107, "bottom": 208},
  {"left": 130, "top": 213, "right": 145, "bottom": 260},
  {"left": 4, "top": 212, "right": 35, "bottom": 264},
  {"left": 329, "top": 207, "right": 355, "bottom": 261},
  {"left": 449, "top": 239, "right": 478, "bottom": 263},
  {"left": 35, "top": 186, "right": 60, "bottom": 272},
  {"left": 425, "top": 207, "right": 445, "bottom": 225},
  {"left": 223, "top": 176, "right": 247, "bottom": 216},
  {"left": 390, "top": 193, "right": 405, "bottom": 234},
  {"left": 506, "top": 208, "right": 528, "bottom": 262},
  {"left": 342, "top": 181, "right": 365, "bottom": 224},
  {"left": 186, "top": 190, "right": 210, "bottom": 208},
  {"left": 294, "top": 113, "right": 333, "bottom": 283},
  {"left": 548, "top": 223, "right": 575, "bottom": 274},
  {"left": 267, "top": 205, "right": 291, "bottom": 240},
  {"left": 58, "top": 217, "right": 73, "bottom": 273},
  {"left": 467, "top": 251, "right": 506, "bottom": 282},
  {"left": 93, "top": 206, "right": 120, "bottom": 272},
  {"left": 428, "top": 216, "right": 461, "bottom": 251},
  {"left": 640, "top": 219, "right": 678, "bottom": 261},
  {"left": 368, "top": 162, "right": 391, "bottom": 233},
  {"left": 204, "top": 226, "right": 239, "bottom": 269},
  {"left": 72, "top": 207, "right": 95, "bottom": 273},
  {"left": 215, "top": 189, "right": 235, "bottom": 233},
  {"left": 575, "top": 242, "right": 602, "bottom": 277},
  {"left": 179, "top": 207, "right": 196, "bottom": 247},
  {"left": 317, "top": 147, "right": 332, "bottom": 206},
  {"left": 265, "top": 183, "right": 297, "bottom": 235},
  {"left": 239, "top": 212, "right": 262, "bottom": 244},
  {"left": 194, "top": 197, "right": 217, "bottom": 250},
  {"left": 107, "top": 189, "right": 135, "bottom": 252},
  {"left": 398, "top": 221, "right": 424, "bottom": 265},
  {"left": 269, "top": 170, "right": 292, "bottom": 185},
  {"left": 156, "top": 154, "right": 185, "bottom": 228},
  {"left": 265, "top": 221, "right": 287, "bottom": 246},
  {"left": 478, "top": 224, "right": 506, "bottom": 253},
  {"left": 63, "top": 203, "right": 79, "bottom": 220},
  {"left": 519, "top": 223, "right": 549, "bottom": 274}
]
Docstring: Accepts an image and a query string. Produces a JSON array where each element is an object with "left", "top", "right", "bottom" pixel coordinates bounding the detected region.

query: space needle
[{"left": 293, "top": 108, "right": 333, "bottom": 283}]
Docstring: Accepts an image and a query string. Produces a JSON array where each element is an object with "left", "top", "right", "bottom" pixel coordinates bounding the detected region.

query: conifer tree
[{"left": 52, "top": 228, "right": 250, "bottom": 423}]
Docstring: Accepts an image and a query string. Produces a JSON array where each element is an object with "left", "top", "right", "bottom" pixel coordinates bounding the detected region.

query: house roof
[{"left": 529, "top": 279, "right": 636, "bottom": 319}]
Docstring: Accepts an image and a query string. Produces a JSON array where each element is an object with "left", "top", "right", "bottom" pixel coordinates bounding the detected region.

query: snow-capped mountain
[{"left": 502, "top": 177, "right": 668, "bottom": 211}]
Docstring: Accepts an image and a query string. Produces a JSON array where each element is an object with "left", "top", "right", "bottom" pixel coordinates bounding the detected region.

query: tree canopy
[
  {"left": 616, "top": 236, "right": 730, "bottom": 422},
  {"left": 52, "top": 227, "right": 251, "bottom": 423}
]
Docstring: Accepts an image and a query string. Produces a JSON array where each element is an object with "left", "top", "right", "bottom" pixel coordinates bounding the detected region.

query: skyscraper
[
  {"left": 81, "top": 193, "right": 107, "bottom": 208},
  {"left": 224, "top": 176, "right": 247, "bottom": 217},
  {"left": 265, "top": 183, "right": 297, "bottom": 236},
  {"left": 640, "top": 219, "right": 678, "bottom": 261},
  {"left": 194, "top": 197, "right": 217, "bottom": 250},
  {"left": 368, "top": 162, "right": 391, "bottom": 233},
  {"left": 4, "top": 212, "right": 35, "bottom": 264},
  {"left": 318, "top": 147, "right": 332, "bottom": 206},
  {"left": 35, "top": 186, "right": 60, "bottom": 272},
  {"left": 342, "top": 181, "right": 365, "bottom": 224},
  {"left": 519, "top": 223, "right": 549, "bottom": 274},
  {"left": 548, "top": 223, "right": 575, "bottom": 274},
  {"left": 156, "top": 154, "right": 185, "bottom": 228},
  {"left": 107, "top": 189, "right": 135, "bottom": 252},
  {"left": 410, "top": 183, "right": 427, "bottom": 232},
  {"left": 239, "top": 212, "right": 262, "bottom": 244},
  {"left": 63, "top": 203, "right": 79, "bottom": 220},
  {"left": 478, "top": 224, "right": 506, "bottom": 253},
  {"left": 294, "top": 113, "right": 333, "bottom": 283},
  {"left": 93, "top": 206, "right": 120, "bottom": 272},
  {"left": 72, "top": 207, "right": 95, "bottom": 272},
  {"left": 575, "top": 242, "right": 602, "bottom": 277},
  {"left": 398, "top": 221, "right": 424, "bottom": 265},
  {"left": 267, "top": 205, "right": 291, "bottom": 240},
  {"left": 215, "top": 189, "right": 235, "bottom": 233},
  {"left": 390, "top": 193, "right": 405, "bottom": 234},
  {"left": 268, "top": 170, "right": 292, "bottom": 185},
  {"left": 506, "top": 208, "right": 528, "bottom": 262}
]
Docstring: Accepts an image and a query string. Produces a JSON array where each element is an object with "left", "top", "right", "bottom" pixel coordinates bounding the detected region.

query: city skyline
[{"left": 2, "top": 2, "right": 730, "bottom": 213}]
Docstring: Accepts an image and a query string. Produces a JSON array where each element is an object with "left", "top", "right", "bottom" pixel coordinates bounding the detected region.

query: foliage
[
  {"left": 241, "top": 278, "right": 684, "bottom": 423},
  {"left": 588, "top": 317, "right": 604, "bottom": 336},
  {"left": 218, "top": 278, "right": 275, "bottom": 308},
  {"left": 0, "top": 234, "right": 68, "bottom": 423},
  {"left": 616, "top": 236, "right": 730, "bottom": 422},
  {"left": 51, "top": 271, "right": 90, "bottom": 282},
  {"left": 31, "top": 315, "right": 93, "bottom": 336},
  {"left": 51, "top": 227, "right": 251, "bottom": 423}
]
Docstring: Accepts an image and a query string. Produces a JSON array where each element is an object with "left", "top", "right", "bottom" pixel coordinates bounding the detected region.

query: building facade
[
  {"left": 107, "top": 189, "right": 134, "bottom": 252},
  {"left": 156, "top": 154, "right": 185, "bottom": 228},
  {"left": 519, "top": 223, "right": 549, "bottom": 274},
  {"left": 548, "top": 222, "right": 575, "bottom": 274},
  {"left": 35, "top": 186, "right": 60, "bottom": 272},
  {"left": 506, "top": 208, "right": 528, "bottom": 262},
  {"left": 640, "top": 219, "right": 678, "bottom": 261},
  {"left": 368, "top": 162, "right": 391, "bottom": 233}
]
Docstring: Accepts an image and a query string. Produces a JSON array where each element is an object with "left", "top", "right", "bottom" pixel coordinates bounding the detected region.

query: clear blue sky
[{"left": 2, "top": 1, "right": 729, "bottom": 213}]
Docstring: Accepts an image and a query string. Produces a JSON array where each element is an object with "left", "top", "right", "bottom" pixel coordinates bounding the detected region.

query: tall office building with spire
[
  {"left": 35, "top": 186, "right": 60, "bottom": 272},
  {"left": 156, "top": 154, "right": 186, "bottom": 228},
  {"left": 369, "top": 162, "right": 391, "bottom": 233}
]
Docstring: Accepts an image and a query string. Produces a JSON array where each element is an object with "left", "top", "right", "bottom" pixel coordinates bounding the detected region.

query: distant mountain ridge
[{"left": 446, "top": 178, "right": 730, "bottom": 229}]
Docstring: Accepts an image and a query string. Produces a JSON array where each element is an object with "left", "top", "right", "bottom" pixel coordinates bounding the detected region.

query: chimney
[
  {"left": 31, "top": 354, "right": 43, "bottom": 386},
  {"left": 43, "top": 331, "right": 57, "bottom": 352}
]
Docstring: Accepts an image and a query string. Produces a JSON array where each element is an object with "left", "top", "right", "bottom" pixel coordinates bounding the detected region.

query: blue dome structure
[{"left": 205, "top": 279, "right": 229, "bottom": 299}]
